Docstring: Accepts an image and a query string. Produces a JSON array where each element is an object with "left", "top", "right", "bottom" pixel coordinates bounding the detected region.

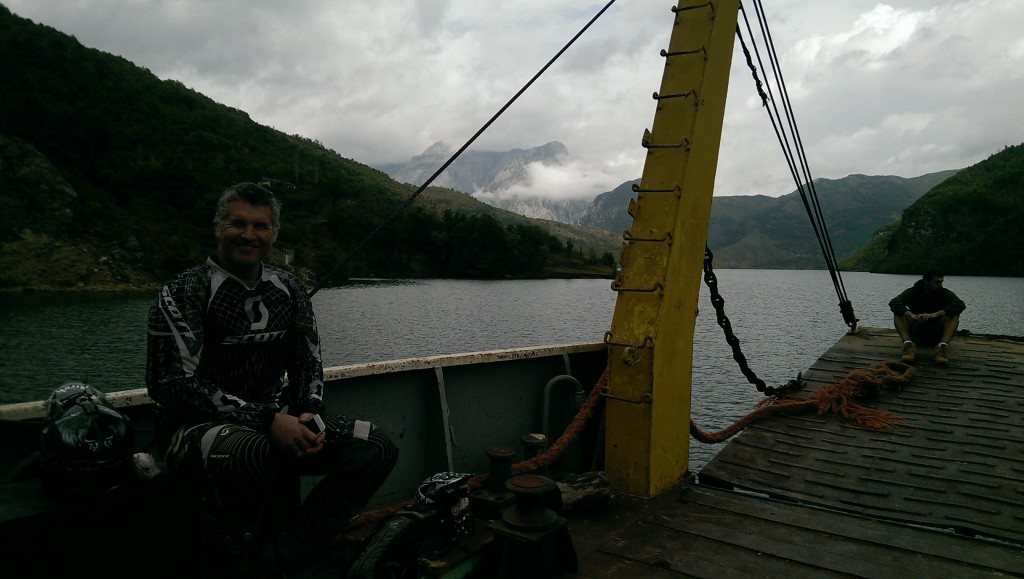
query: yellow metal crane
[{"left": 605, "top": 0, "right": 741, "bottom": 499}]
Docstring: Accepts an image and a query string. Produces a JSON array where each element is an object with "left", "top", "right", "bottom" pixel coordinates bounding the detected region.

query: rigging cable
[
  {"left": 736, "top": 0, "right": 859, "bottom": 331},
  {"left": 309, "top": 0, "right": 620, "bottom": 298}
]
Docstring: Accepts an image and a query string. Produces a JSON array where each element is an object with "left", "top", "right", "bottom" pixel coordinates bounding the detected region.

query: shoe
[
  {"left": 935, "top": 343, "right": 949, "bottom": 366},
  {"left": 900, "top": 341, "right": 917, "bottom": 363}
]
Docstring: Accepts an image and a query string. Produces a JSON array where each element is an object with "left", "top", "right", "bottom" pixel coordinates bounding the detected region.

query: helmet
[
  {"left": 39, "top": 381, "right": 135, "bottom": 498},
  {"left": 415, "top": 472, "right": 473, "bottom": 536},
  {"left": 415, "top": 471, "right": 472, "bottom": 505}
]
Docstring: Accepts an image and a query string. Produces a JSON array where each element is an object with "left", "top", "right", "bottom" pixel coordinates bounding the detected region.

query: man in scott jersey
[{"left": 147, "top": 182, "right": 398, "bottom": 577}]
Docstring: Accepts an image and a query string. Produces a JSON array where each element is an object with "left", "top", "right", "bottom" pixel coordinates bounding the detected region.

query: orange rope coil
[{"left": 690, "top": 360, "right": 914, "bottom": 443}]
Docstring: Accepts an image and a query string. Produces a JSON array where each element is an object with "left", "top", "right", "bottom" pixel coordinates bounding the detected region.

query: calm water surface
[{"left": 3, "top": 271, "right": 1021, "bottom": 470}]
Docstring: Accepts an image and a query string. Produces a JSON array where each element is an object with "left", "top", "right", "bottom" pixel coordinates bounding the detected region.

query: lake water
[{"left": 2, "top": 271, "right": 1021, "bottom": 470}]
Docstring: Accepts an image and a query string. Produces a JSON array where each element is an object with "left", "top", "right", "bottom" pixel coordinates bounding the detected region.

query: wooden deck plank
[
  {"left": 699, "top": 328, "right": 1024, "bottom": 545},
  {"left": 562, "top": 328, "right": 1024, "bottom": 578},
  {"left": 596, "top": 518, "right": 851, "bottom": 578},
  {"left": 676, "top": 487, "right": 1024, "bottom": 576},
  {"left": 575, "top": 550, "right": 687, "bottom": 578},
  {"left": 565, "top": 481, "right": 1023, "bottom": 578}
]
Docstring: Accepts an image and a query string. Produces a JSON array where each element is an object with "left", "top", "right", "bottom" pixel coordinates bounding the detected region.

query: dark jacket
[
  {"left": 888, "top": 279, "right": 966, "bottom": 317},
  {"left": 146, "top": 258, "right": 325, "bottom": 433}
]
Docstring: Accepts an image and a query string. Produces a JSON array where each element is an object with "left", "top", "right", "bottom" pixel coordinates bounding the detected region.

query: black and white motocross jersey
[{"left": 146, "top": 258, "right": 324, "bottom": 431}]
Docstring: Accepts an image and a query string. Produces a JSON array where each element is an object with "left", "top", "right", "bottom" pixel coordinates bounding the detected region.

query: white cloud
[
  {"left": 5, "top": 0, "right": 1023, "bottom": 199},
  {"left": 492, "top": 159, "right": 628, "bottom": 202}
]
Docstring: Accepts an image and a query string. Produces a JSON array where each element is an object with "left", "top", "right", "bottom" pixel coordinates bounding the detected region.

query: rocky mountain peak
[{"left": 384, "top": 140, "right": 580, "bottom": 221}]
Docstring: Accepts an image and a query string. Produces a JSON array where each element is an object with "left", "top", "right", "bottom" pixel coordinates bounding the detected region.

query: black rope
[
  {"left": 736, "top": 1, "right": 858, "bottom": 331},
  {"left": 308, "top": 0, "right": 621, "bottom": 298}
]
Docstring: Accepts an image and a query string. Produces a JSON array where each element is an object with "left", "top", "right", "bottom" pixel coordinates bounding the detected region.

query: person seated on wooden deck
[
  {"left": 888, "top": 268, "right": 966, "bottom": 366},
  {"left": 146, "top": 182, "right": 398, "bottom": 578}
]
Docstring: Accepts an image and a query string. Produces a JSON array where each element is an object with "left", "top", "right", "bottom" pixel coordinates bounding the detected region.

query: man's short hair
[
  {"left": 213, "top": 182, "right": 282, "bottom": 231},
  {"left": 922, "top": 268, "right": 943, "bottom": 280}
]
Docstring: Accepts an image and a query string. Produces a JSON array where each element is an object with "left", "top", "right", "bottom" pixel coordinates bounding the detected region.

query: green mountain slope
[
  {"left": 843, "top": 144, "right": 1024, "bottom": 276},
  {"left": 0, "top": 6, "right": 615, "bottom": 290},
  {"left": 707, "top": 171, "right": 958, "bottom": 269},
  {"left": 3, "top": 4, "right": 1017, "bottom": 285},
  {"left": 585, "top": 171, "right": 957, "bottom": 270}
]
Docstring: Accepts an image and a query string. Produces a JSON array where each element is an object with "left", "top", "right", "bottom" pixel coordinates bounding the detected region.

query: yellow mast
[{"left": 604, "top": 0, "right": 741, "bottom": 498}]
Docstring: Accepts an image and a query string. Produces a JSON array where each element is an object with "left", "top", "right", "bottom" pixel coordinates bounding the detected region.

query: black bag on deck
[{"left": 39, "top": 381, "right": 135, "bottom": 498}]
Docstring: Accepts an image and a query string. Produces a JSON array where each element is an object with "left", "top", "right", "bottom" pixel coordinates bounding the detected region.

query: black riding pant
[{"left": 165, "top": 413, "right": 398, "bottom": 565}]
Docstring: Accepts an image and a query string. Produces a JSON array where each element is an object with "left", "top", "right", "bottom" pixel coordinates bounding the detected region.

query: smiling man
[
  {"left": 146, "top": 182, "right": 397, "bottom": 577},
  {"left": 215, "top": 189, "right": 277, "bottom": 281}
]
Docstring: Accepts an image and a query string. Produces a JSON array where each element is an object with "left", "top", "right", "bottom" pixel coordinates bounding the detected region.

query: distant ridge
[
  {"left": 0, "top": 6, "right": 618, "bottom": 289},
  {"left": 2, "top": 5, "right": 1019, "bottom": 279},
  {"left": 387, "top": 139, "right": 963, "bottom": 269},
  {"left": 843, "top": 143, "right": 1024, "bottom": 276}
]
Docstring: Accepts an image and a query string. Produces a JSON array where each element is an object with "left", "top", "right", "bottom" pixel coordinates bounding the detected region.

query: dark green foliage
[
  {"left": 844, "top": 144, "right": 1024, "bottom": 276},
  {"left": 0, "top": 6, "right": 613, "bottom": 287},
  {"left": 704, "top": 171, "right": 957, "bottom": 269}
]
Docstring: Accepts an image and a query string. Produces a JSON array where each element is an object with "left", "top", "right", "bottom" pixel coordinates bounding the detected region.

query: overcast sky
[{"left": 6, "top": 0, "right": 1023, "bottom": 200}]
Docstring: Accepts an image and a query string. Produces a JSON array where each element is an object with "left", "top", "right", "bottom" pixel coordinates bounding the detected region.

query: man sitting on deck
[
  {"left": 146, "top": 182, "right": 398, "bottom": 577},
  {"left": 888, "top": 269, "right": 966, "bottom": 366}
]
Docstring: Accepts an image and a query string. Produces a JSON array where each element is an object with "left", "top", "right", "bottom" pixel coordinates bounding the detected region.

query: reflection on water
[
  {"left": 2, "top": 272, "right": 1021, "bottom": 470},
  {"left": 0, "top": 291, "right": 153, "bottom": 403},
  {"left": 314, "top": 278, "right": 617, "bottom": 365}
]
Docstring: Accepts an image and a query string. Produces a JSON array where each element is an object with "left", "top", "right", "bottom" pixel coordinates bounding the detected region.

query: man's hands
[
  {"left": 268, "top": 412, "right": 326, "bottom": 457},
  {"left": 904, "top": 310, "right": 942, "bottom": 322}
]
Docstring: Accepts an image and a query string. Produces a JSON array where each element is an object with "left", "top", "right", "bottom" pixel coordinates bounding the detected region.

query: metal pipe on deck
[{"left": 542, "top": 375, "right": 586, "bottom": 473}]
